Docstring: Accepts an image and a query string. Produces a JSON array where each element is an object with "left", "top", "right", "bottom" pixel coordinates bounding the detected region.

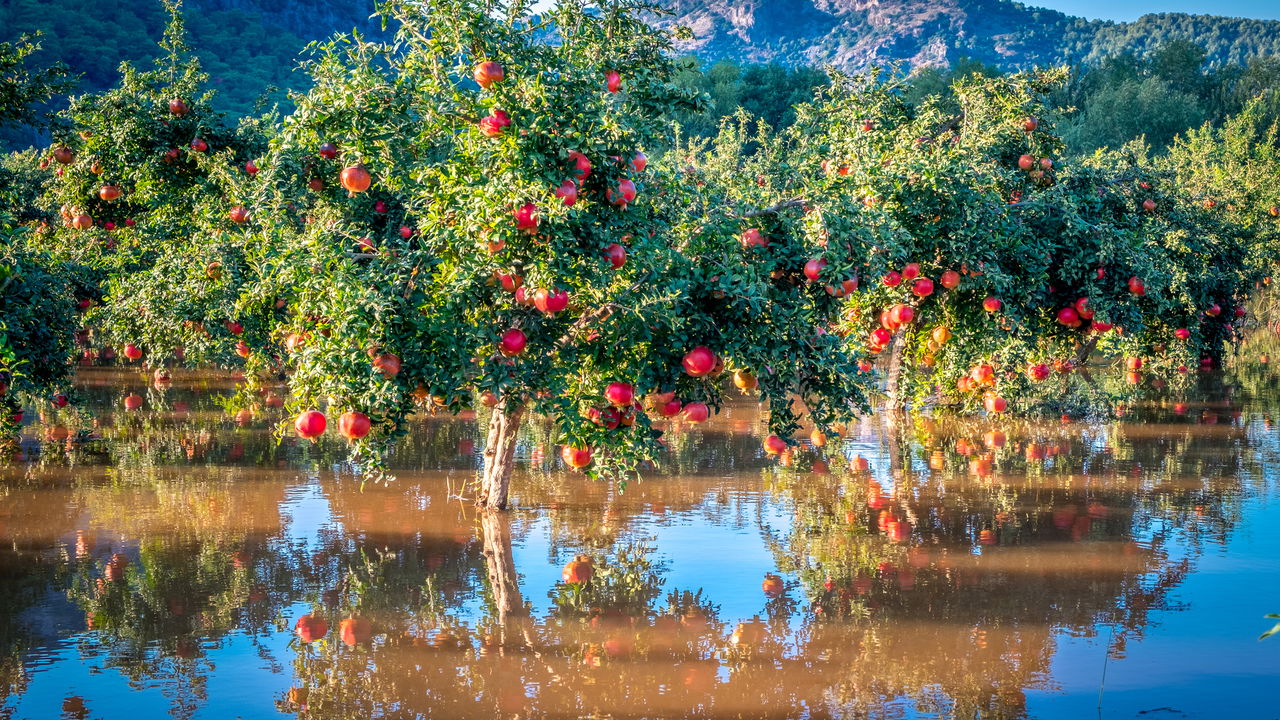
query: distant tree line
[{"left": 673, "top": 41, "right": 1280, "bottom": 156}]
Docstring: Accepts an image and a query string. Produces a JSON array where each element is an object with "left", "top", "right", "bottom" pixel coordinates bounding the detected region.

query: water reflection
[{"left": 0, "top": 366, "right": 1278, "bottom": 718}]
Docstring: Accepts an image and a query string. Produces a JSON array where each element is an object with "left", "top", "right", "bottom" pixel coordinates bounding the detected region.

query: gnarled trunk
[
  {"left": 480, "top": 511, "right": 526, "bottom": 625},
  {"left": 476, "top": 402, "right": 524, "bottom": 511}
]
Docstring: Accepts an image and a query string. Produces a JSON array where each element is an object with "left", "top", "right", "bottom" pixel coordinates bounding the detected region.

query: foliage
[
  {"left": 685, "top": 67, "right": 1260, "bottom": 416},
  {"left": 30, "top": 1, "right": 266, "bottom": 373}
]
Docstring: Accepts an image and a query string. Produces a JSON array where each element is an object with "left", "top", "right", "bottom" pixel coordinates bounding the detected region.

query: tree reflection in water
[{"left": 0, "top": 366, "right": 1274, "bottom": 718}]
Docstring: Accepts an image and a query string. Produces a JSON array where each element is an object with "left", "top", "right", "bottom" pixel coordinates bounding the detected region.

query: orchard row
[{"left": 3, "top": 0, "right": 1278, "bottom": 508}]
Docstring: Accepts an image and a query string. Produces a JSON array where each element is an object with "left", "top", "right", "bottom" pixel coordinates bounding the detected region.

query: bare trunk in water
[
  {"left": 480, "top": 511, "right": 526, "bottom": 624},
  {"left": 476, "top": 402, "right": 524, "bottom": 511}
]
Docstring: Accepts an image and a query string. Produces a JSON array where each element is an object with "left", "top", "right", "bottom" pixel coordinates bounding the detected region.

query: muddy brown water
[{"left": 1, "top": 366, "right": 1278, "bottom": 719}]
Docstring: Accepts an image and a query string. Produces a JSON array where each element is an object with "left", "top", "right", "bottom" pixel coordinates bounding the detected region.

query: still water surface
[{"left": 1, "top": 367, "right": 1278, "bottom": 719}]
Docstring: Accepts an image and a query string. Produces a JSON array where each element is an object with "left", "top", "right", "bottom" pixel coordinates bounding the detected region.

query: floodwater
[{"left": 1, "top": 366, "right": 1279, "bottom": 719}]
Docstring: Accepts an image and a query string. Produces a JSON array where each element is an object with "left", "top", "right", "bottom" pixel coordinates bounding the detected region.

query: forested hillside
[{"left": 0, "top": 0, "right": 382, "bottom": 146}]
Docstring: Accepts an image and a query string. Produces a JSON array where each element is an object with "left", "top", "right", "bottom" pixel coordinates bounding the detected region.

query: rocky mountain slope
[{"left": 656, "top": 0, "right": 1280, "bottom": 70}]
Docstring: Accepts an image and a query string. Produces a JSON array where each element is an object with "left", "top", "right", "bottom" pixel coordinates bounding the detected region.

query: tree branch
[
  {"left": 739, "top": 197, "right": 806, "bottom": 218},
  {"left": 554, "top": 272, "right": 652, "bottom": 348}
]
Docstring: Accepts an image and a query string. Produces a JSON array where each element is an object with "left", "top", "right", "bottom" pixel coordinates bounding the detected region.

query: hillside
[
  {"left": 2, "top": 0, "right": 1279, "bottom": 137},
  {"left": 0, "top": 0, "right": 383, "bottom": 120},
  {"left": 658, "top": 0, "right": 1280, "bottom": 70}
]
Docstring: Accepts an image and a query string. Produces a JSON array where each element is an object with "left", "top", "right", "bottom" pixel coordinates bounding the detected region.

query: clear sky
[
  {"left": 1029, "top": 0, "right": 1280, "bottom": 21},
  {"left": 529, "top": 0, "right": 1280, "bottom": 22}
]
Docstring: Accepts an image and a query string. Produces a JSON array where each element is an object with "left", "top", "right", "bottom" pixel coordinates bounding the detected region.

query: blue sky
[
  {"left": 1030, "top": 0, "right": 1280, "bottom": 21},
  {"left": 530, "top": 1, "right": 1280, "bottom": 22}
]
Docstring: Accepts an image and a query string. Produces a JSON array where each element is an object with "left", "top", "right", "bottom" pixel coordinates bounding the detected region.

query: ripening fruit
[
  {"left": 53, "top": 146, "right": 74, "bottom": 164},
  {"left": 123, "top": 344, "right": 143, "bottom": 361},
  {"left": 1074, "top": 297, "right": 1094, "bottom": 319},
  {"left": 604, "top": 382, "right": 635, "bottom": 407},
  {"left": 562, "top": 555, "right": 593, "bottom": 584},
  {"left": 1142, "top": 199, "right": 1156, "bottom": 213},
  {"left": 603, "top": 243, "right": 627, "bottom": 269},
  {"left": 733, "top": 369, "right": 757, "bottom": 390},
  {"left": 1023, "top": 116, "right": 1038, "bottom": 132},
  {"left": 939, "top": 269, "right": 960, "bottom": 289},
  {"left": 190, "top": 137, "right": 208, "bottom": 152},
  {"left": 882, "top": 271, "right": 902, "bottom": 287},
  {"left": 740, "top": 228, "right": 767, "bottom": 249},
  {"left": 982, "top": 296, "right": 1002, "bottom": 313},
  {"left": 338, "top": 411, "right": 371, "bottom": 440},
  {"left": 682, "top": 346, "right": 716, "bottom": 377},
  {"left": 1125, "top": 357, "right": 1143, "bottom": 371},
  {"left": 123, "top": 393, "right": 143, "bottom": 411},
  {"left": 803, "top": 258, "right": 827, "bottom": 282},
  {"left": 1205, "top": 303, "right": 1221, "bottom": 317},
  {"left": 499, "top": 328, "right": 526, "bottom": 356},
  {"left": 567, "top": 150, "right": 592, "bottom": 181},
  {"left": 479, "top": 108, "right": 512, "bottom": 137},
  {"left": 340, "top": 165, "right": 371, "bottom": 194},
  {"left": 607, "top": 178, "right": 637, "bottom": 206},
  {"left": 373, "top": 353, "right": 401, "bottom": 378},
  {"left": 1018, "top": 154, "right": 1035, "bottom": 171},
  {"left": 229, "top": 205, "right": 249, "bottom": 224},
  {"left": 1056, "top": 307, "right": 1080, "bottom": 326},
  {"left": 71, "top": 213, "right": 93, "bottom": 230},
  {"left": 931, "top": 326, "right": 951, "bottom": 344},
  {"left": 533, "top": 288, "right": 568, "bottom": 314},
  {"left": 514, "top": 203, "right": 538, "bottom": 230},
  {"left": 889, "top": 304, "right": 915, "bottom": 326},
  {"left": 970, "top": 364, "right": 995, "bottom": 385},
  {"left": 1127, "top": 277, "right": 1145, "bottom": 296},
  {"left": 168, "top": 98, "right": 189, "bottom": 116},
  {"left": 561, "top": 446, "right": 593, "bottom": 468},
  {"left": 682, "top": 401, "right": 709, "bottom": 423},
  {"left": 1028, "top": 363, "right": 1051, "bottom": 381},
  {"left": 763, "top": 435, "right": 788, "bottom": 455},
  {"left": 630, "top": 152, "right": 647, "bottom": 172},
  {"left": 245, "top": 160, "right": 258, "bottom": 174},
  {"left": 555, "top": 180, "right": 578, "bottom": 206},
  {"left": 911, "top": 277, "right": 934, "bottom": 297},
  {"left": 98, "top": 184, "right": 121, "bottom": 202},
  {"left": 318, "top": 142, "right": 338, "bottom": 159},
  {"left": 294, "top": 410, "right": 327, "bottom": 439},
  {"left": 605, "top": 70, "right": 621, "bottom": 93},
  {"left": 902, "top": 263, "right": 921, "bottom": 280},
  {"left": 1174, "top": 328, "right": 1191, "bottom": 340},
  {"left": 473, "top": 60, "right": 504, "bottom": 88},
  {"left": 983, "top": 394, "right": 1007, "bottom": 413}
]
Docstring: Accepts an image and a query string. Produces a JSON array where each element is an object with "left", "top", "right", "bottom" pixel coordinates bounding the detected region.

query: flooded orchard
[{"left": 1, "top": 366, "right": 1279, "bottom": 719}]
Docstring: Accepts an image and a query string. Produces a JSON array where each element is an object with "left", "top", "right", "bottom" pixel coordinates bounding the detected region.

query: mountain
[{"left": 656, "top": 0, "right": 1280, "bottom": 71}]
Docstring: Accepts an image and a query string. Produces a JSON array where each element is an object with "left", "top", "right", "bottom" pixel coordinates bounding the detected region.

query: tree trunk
[
  {"left": 476, "top": 402, "right": 524, "bottom": 511},
  {"left": 884, "top": 333, "right": 908, "bottom": 410},
  {"left": 480, "top": 511, "right": 526, "bottom": 625}
]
